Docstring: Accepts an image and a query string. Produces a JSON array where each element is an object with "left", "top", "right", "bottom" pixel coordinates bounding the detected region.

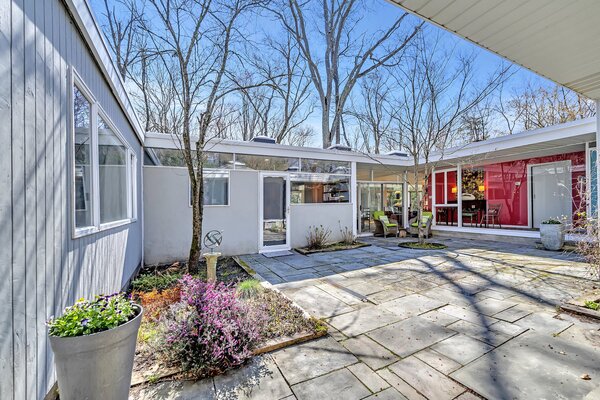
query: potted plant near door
[
  {"left": 540, "top": 218, "right": 565, "bottom": 251},
  {"left": 47, "top": 293, "right": 143, "bottom": 400}
]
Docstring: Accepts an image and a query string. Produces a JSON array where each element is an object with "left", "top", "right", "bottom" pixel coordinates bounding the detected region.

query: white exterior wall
[
  {"left": 143, "top": 167, "right": 260, "bottom": 263},
  {"left": 289, "top": 204, "right": 354, "bottom": 248}
]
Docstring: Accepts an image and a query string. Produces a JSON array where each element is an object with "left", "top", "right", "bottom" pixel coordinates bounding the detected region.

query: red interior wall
[{"left": 482, "top": 151, "right": 585, "bottom": 226}]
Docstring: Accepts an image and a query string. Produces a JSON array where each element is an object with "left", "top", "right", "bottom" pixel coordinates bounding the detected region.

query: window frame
[
  {"left": 70, "top": 69, "right": 137, "bottom": 239},
  {"left": 188, "top": 169, "right": 231, "bottom": 208}
]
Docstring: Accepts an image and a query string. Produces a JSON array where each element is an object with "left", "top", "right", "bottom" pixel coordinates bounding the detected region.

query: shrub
[
  {"left": 47, "top": 293, "right": 137, "bottom": 337},
  {"left": 131, "top": 272, "right": 182, "bottom": 292},
  {"left": 133, "top": 287, "right": 181, "bottom": 322},
  {"left": 236, "top": 279, "right": 263, "bottom": 300},
  {"left": 160, "top": 275, "right": 266, "bottom": 377},
  {"left": 306, "top": 225, "right": 332, "bottom": 249},
  {"left": 338, "top": 221, "right": 355, "bottom": 245},
  {"left": 584, "top": 300, "right": 599, "bottom": 311},
  {"left": 542, "top": 219, "right": 562, "bottom": 225}
]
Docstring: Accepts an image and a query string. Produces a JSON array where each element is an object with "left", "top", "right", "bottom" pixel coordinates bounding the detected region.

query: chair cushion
[{"left": 379, "top": 216, "right": 397, "bottom": 227}]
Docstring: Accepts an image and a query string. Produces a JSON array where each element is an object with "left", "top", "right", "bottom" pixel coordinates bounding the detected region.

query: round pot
[
  {"left": 49, "top": 305, "right": 143, "bottom": 400},
  {"left": 540, "top": 223, "right": 564, "bottom": 251}
]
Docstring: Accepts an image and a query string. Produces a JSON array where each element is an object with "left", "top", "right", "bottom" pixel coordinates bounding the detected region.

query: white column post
[
  {"left": 403, "top": 170, "right": 409, "bottom": 228},
  {"left": 457, "top": 164, "right": 462, "bottom": 228},
  {"left": 351, "top": 161, "right": 358, "bottom": 237},
  {"left": 431, "top": 168, "right": 436, "bottom": 227},
  {"left": 596, "top": 100, "right": 600, "bottom": 223}
]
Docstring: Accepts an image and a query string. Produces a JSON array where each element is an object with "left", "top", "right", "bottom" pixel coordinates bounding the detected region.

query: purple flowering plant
[
  {"left": 47, "top": 293, "right": 137, "bottom": 337},
  {"left": 160, "top": 275, "right": 266, "bottom": 377}
]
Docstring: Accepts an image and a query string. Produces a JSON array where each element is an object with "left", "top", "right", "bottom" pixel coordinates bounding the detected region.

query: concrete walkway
[{"left": 130, "top": 237, "right": 600, "bottom": 400}]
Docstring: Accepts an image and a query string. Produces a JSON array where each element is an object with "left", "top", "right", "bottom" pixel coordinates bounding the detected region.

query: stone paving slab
[
  {"left": 380, "top": 294, "right": 447, "bottom": 319},
  {"left": 347, "top": 363, "right": 390, "bottom": 393},
  {"left": 291, "top": 368, "right": 370, "bottom": 400},
  {"left": 451, "top": 331, "right": 600, "bottom": 400},
  {"left": 367, "top": 316, "right": 457, "bottom": 357},
  {"left": 363, "top": 387, "right": 407, "bottom": 400},
  {"left": 446, "top": 319, "right": 511, "bottom": 347},
  {"left": 492, "top": 303, "right": 531, "bottom": 322},
  {"left": 341, "top": 335, "right": 399, "bottom": 370},
  {"left": 271, "top": 336, "right": 358, "bottom": 385},
  {"left": 389, "top": 357, "right": 465, "bottom": 400},
  {"left": 515, "top": 312, "right": 574, "bottom": 335},
  {"left": 213, "top": 356, "right": 292, "bottom": 400},
  {"left": 413, "top": 348, "right": 462, "bottom": 374},
  {"left": 328, "top": 306, "right": 401, "bottom": 337},
  {"left": 282, "top": 286, "right": 354, "bottom": 318},
  {"left": 376, "top": 369, "right": 426, "bottom": 400},
  {"left": 431, "top": 334, "right": 494, "bottom": 365}
]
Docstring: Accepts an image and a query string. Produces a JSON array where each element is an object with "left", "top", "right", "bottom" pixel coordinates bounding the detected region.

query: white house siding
[
  {"left": 289, "top": 204, "right": 354, "bottom": 248},
  {"left": 0, "top": 1, "right": 143, "bottom": 398},
  {"left": 143, "top": 167, "right": 261, "bottom": 263}
]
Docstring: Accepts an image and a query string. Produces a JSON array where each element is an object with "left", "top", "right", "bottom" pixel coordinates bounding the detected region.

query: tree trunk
[{"left": 188, "top": 179, "right": 201, "bottom": 274}]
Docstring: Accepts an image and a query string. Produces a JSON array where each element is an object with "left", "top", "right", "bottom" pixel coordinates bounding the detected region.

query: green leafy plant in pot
[
  {"left": 47, "top": 293, "right": 143, "bottom": 400},
  {"left": 539, "top": 218, "right": 565, "bottom": 251}
]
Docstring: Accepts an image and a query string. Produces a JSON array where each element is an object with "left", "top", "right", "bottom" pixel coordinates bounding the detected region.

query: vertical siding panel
[
  {"left": 34, "top": 0, "right": 48, "bottom": 395},
  {"left": 11, "top": 0, "right": 27, "bottom": 398},
  {"left": 0, "top": 0, "right": 13, "bottom": 397},
  {"left": 23, "top": 0, "right": 39, "bottom": 397},
  {"left": 43, "top": 0, "right": 54, "bottom": 392}
]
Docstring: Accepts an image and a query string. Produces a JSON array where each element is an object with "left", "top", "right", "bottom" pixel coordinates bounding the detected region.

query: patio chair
[
  {"left": 373, "top": 211, "right": 399, "bottom": 237},
  {"left": 462, "top": 209, "right": 479, "bottom": 227},
  {"left": 481, "top": 203, "right": 502, "bottom": 228},
  {"left": 408, "top": 211, "right": 433, "bottom": 238}
]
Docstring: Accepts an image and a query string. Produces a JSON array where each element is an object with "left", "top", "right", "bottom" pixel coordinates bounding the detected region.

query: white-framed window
[
  {"left": 70, "top": 69, "right": 137, "bottom": 238},
  {"left": 189, "top": 171, "right": 230, "bottom": 207}
]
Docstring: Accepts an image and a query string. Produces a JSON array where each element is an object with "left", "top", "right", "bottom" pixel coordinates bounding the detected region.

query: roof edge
[{"left": 64, "top": 0, "right": 145, "bottom": 144}]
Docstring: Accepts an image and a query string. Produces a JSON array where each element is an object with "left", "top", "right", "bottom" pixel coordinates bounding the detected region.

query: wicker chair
[
  {"left": 373, "top": 211, "right": 399, "bottom": 237},
  {"left": 408, "top": 211, "right": 433, "bottom": 238}
]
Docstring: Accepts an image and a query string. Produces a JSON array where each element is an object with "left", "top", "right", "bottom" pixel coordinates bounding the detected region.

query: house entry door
[
  {"left": 531, "top": 161, "right": 571, "bottom": 228},
  {"left": 260, "top": 173, "right": 290, "bottom": 251}
]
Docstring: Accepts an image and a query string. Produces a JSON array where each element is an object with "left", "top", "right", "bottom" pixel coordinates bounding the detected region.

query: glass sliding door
[
  {"left": 359, "top": 183, "right": 381, "bottom": 233},
  {"left": 531, "top": 161, "right": 572, "bottom": 228},
  {"left": 261, "top": 174, "right": 290, "bottom": 250},
  {"left": 358, "top": 183, "right": 403, "bottom": 234}
]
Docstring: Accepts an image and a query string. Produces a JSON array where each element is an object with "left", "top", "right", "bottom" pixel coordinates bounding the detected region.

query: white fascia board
[
  {"left": 143, "top": 132, "right": 413, "bottom": 166},
  {"left": 65, "top": 0, "right": 145, "bottom": 144},
  {"left": 423, "top": 117, "right": 596, "bottom": 165}
]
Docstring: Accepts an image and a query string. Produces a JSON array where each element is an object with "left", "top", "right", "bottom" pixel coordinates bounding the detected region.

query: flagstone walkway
[{"left": 130, "top": 237, "right": 600, "bottom": 400}]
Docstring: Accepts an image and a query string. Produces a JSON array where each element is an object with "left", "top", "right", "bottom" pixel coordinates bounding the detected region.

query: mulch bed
[
  {"left": 295, "top": 241, "right": 370, "bottom": 255},
  {"left": 398, "top": 241, "right": 448, "bottom": 250}
]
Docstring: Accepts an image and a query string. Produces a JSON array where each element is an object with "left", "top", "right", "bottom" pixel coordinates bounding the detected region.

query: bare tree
[
  {"left": 141, "top": 0, "right": 265, "bottom": 271},
  {"left": 348, "top": 72, "right": 396, "bottom": 154},
  {"left": 500, "top": 82, "right": 595, "bottom": 133},
  {"left": 391, "top": 34, "right": 510, "bottom": 243},
  {"left": 98, "top": 0, "right": 143, "bottom": 80},
  {"left": 271, "top": 0, "right": 423, "bottom": 148}
]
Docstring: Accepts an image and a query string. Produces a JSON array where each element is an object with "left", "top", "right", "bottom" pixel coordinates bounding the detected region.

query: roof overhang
[
  {"left": 389, "top": 0, "right": 600, "bottom": 99},
  {"left": 144, "top": 132, "right": 413, "bottom": 167},
  {"left": 427, "top": 117, "right": 596, "bottom": 168},
  {"left": 65, "top": 0, "right": 145, "bottom": 143}
]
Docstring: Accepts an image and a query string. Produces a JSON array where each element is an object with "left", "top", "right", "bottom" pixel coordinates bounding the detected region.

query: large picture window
[
  {"left": 71, "top": 73, "right": 137, "bottom": 237},
  {"left": 291, "top": 173, "right": 350, "bottom": 203}
]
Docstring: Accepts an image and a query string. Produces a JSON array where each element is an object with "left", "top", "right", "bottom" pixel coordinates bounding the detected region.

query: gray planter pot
[
  {"left": 49, "top": 305, "right": 143, "bottom": 400},
  {"left": 540, "top": 223, "right": 564, "bottom": 251}
]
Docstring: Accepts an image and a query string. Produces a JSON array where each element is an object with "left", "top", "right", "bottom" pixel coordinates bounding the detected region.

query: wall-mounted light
[
  {"left": 451, "top": 187, "right": 458, "bottom": 194},
  {"left": 478, "top": 185, "right": 485, "bottom": 192}
]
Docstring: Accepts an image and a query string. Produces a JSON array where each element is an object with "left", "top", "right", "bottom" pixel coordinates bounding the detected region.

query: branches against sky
[{"left": 92, "top": 0, "right": 595, "bottom": 150}]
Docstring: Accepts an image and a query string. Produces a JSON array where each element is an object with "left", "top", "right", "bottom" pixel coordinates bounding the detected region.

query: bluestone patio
[{"left": 131, "top": 237, "right": 600, "bottom": 400}]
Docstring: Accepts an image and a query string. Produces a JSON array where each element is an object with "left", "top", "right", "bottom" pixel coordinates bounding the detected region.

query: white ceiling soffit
[{"left": 390, "top": 0, "right": 600, "bottom": 100}]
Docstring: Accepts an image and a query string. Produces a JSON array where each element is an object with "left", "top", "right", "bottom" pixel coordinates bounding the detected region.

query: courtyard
[{"left": 131, "top": 237, "right": 600, "bottom": 400}]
